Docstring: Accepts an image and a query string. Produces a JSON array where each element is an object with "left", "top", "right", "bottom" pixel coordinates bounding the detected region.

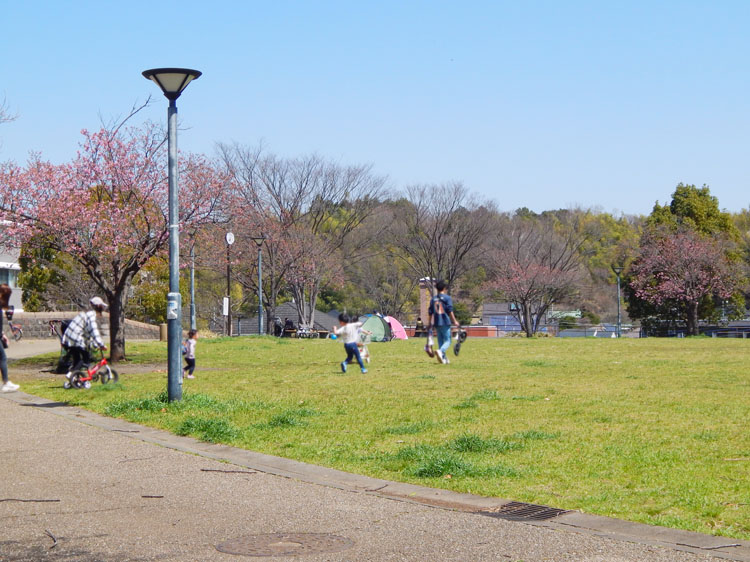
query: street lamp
[
  {"left": 189, "top": 240, "right": 196, "bottom": 331},
  {"left": 142, "top": 67, "right": 202, "bottom": 402},
  {"left": 225, "top": 232, "right": 235, "bottom": 336},
  {"left": 251, "top": 234, "right": 266, "bottom": 335},
  {"left": 612, "top": 265, "right": 624, "bottom": 338}
]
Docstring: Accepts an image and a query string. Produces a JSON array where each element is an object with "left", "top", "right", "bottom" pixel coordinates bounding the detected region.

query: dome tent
[{"left": 358, "top": 314, "right": 392, "bottom": 342}]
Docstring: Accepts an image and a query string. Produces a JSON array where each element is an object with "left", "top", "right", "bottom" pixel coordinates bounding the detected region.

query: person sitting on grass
[{"left": 333, "top": 313, "right": 367, "bottom": 374}]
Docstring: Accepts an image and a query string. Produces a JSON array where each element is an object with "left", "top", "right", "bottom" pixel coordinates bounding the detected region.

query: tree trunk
[
  {"left": 107, "top": 289, "right": 127, "bottom": 362},
  {"left": 521, "top": 302, "right": 535, "bottom": 337},
  {"left": 686, "top": 300, "right": 700, "bottom": 336}
]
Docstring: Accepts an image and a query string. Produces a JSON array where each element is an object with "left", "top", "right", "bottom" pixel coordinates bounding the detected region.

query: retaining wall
[{"left": 5, "top": 312, "right": 160, "bottom": 340}]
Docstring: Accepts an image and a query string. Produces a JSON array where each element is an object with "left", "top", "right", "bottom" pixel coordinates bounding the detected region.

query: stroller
[{"left": 48, "top": 320, "right": 73, "bottom": 374}]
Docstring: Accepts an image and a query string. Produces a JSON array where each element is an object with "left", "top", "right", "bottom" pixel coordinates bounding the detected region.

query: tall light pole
[
  {"left": 612, "top": 265, "right": 624, "bottom": 338},
  {"left": 251, "top": 234, "right": 266, "bottom": 335},
  {"left": 225, "top": 232, "right": 235, "bottom": 336},
  {"left": 142, "top": 67, "right": 202, "bottom": 402},
  {"left": 189, "top": 240, "right": 197, "bottom": 331}
]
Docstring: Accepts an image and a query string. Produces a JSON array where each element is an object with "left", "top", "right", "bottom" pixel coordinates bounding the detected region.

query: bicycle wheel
[
  {"left": 70, "top": 371, "right": 87, "bottom": 389},
  {"left": 100, "top": 366, "right": 119, "bottom": 384}
]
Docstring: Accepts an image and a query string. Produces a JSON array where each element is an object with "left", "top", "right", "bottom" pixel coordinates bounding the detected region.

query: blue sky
[{"left": 2, "top": 1, "right": 748, "bottom": 215}]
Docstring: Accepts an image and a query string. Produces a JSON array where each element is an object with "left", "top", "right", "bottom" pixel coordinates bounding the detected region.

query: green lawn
[{"left": 18, "top": 336, "right": 750, "bottom": 540}]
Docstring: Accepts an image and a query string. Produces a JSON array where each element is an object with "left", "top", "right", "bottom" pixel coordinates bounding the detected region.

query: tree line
[{"left": 1, "top": 116, "right": 748, "bottom": 360}]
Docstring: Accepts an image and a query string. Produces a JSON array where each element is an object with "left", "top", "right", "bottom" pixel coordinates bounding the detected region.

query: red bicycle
[{"left": 64, "top": 349, "right": 119, "bottom": 389}]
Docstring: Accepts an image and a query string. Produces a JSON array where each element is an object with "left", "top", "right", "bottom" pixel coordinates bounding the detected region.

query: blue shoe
[
  {"left": 341, "top": 361, "right": 347, "bottom": 373},
  {"left": 361, "top": 368, "right": 368, "bottom": 374}
]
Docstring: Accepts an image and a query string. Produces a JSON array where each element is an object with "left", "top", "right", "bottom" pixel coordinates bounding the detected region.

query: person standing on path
[
  {"left": 427, "top": 280, "right": 460, "bottom": 364},
  {"left": 0, "top": 284, "right": 19, "bottom": 393},
  {"left": 183, "top": 330, "right": 198, "bottom": 379},
  {"left": 62, "top": 296, "right": 108, "bottom": 385}
]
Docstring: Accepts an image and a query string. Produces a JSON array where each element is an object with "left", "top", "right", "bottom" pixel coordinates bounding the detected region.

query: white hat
[{"left": 90, "top": 296, "right": 108, "bottom": 310}]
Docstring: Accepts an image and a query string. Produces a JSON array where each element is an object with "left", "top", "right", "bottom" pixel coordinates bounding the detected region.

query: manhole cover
[
  {"left": 480, "top": 501, "right": 569, "bottom": 521},
  {"left": 216, "top": 533, "right": 354, "bottom": 557}
]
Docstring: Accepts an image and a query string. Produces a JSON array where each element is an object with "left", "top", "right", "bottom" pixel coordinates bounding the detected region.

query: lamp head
[{"left": 142, "top": 68, "right": 202, "bottom": 101}]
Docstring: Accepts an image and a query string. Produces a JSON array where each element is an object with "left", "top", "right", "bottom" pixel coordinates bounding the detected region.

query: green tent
[{"left": 359, "top": 315, "right": 392, "bottom": 342}]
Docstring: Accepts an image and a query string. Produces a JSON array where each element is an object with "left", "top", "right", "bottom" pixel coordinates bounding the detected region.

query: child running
[
  {"left": 183, "top": 330, "right": 198, "bottom": 379},
  {"left": 333, "top": 313, "right": 368, "bottom": 374}
]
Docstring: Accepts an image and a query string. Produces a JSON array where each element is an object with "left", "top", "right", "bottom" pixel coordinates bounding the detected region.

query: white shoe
[
  {"left": 2, "top": 381, "right": 19, "bottom": 392},
  {"left": 435, "top": 350, "right": 445, "bottom": 364}
]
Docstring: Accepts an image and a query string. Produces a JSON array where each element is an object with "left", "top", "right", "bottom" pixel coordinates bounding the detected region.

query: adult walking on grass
[
  {"left": 0, "top": 284, "right": 19, "bottom": 393},
  {"left": 427, "top": 280, "right": 459, "bottom": 364}
]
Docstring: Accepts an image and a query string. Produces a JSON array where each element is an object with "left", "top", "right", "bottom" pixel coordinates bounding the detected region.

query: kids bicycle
[{"left": 64, "top": 348, "right": 119, "bottom": 389}]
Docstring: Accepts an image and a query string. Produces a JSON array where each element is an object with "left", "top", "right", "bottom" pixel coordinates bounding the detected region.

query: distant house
[
  {"left": 481, "top": 302, "right": 549, "bottom": 333},
  {"left": 0, "top": 245, "right": 23, "bottom": 310}
]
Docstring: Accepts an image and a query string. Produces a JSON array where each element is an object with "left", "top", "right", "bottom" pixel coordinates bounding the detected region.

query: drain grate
[
  {"left": 480, "top": 501, "right": 570, "bottom": 521},
  {"left": 216, "top": 533, "right": 354, "bottom": 557}
]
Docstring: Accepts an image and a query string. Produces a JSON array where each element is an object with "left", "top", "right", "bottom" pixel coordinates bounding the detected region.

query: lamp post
[
  {"left": 189, "top": 241, "right": 196, "bottom": 331},
  {"left": 225, "top": 232, "right": 235, "bottom": 336},
  {"left": 142, "top": 67, "right": 202, "bottom": 402},
  {"left": 612, "top": 265, "right": 624, "bottom": 338},
  {"left": 251, "top": 235, "right": 266, "bottom": 334}
]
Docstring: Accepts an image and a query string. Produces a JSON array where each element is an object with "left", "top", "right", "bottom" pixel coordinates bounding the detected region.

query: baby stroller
[{"left": 49, "top": 320, "right": 73, "bottom": 374}]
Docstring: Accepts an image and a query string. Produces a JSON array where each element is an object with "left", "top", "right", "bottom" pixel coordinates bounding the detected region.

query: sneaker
[
  {"left": 1, "top": 381, "right": 19, "bottom": 392},
  {"left": 340, "top": 361, "right": 347, "bottom": 373},
  {"left": 435, "top": 349, "right": 445, "bottom": 364},
  {"left": 186, "top": 374, "right": 195, "bottom": 379},
  {"left": 424, "top": 343, "right": 434, "bottom": 358},
  {"left": 361, "top": 368, "right": 368, "bottom": 374}
]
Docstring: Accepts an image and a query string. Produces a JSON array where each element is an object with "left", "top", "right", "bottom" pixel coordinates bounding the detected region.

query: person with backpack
[
  {"left": 183, "top": 330, "right": 198, "bottom": 379},
  {"left": 62, "top": 297, "right": 108, "bottom": 386},
  {"left": 427, "top": 279, "right": 460, "bottom": 364}
]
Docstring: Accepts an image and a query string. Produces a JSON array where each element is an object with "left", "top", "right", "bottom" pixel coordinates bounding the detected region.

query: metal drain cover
[
  {"left": 480, "top": 501, "right": 569, "bottom": 521},
  {"left": 216, "top": 533, "right": 354, "bottom": 557}
]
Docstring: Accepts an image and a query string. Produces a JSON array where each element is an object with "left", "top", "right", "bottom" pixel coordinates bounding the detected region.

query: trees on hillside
[{"left": 0, "top": 120, "right": 226, "bottom": 360}]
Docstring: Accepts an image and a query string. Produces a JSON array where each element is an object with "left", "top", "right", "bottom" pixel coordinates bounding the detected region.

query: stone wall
[{"left": 5, "top": 312, "right": 161, "bottom": 340}]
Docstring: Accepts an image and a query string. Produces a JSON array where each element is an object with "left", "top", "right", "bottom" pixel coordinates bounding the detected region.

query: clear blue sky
[{"left": 2, "top": 1, "right": 748, "bottom": 215}]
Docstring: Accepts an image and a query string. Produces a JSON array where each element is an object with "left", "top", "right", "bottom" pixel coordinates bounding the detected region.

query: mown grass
[{"left": 18, "top": 336, "right": 750, "bottom": 540}]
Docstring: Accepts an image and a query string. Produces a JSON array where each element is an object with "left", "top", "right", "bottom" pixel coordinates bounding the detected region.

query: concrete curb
[{"left": 4, "top": 390, "right": 749, "bottom": 561}]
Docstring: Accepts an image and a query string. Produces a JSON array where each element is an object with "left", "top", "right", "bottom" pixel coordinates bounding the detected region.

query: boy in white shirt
[{"left": 333, "top": 313, "right": 368, "bottom": 374}]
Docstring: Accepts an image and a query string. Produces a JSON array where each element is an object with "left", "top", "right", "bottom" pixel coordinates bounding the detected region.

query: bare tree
[
  {"left": 388, "top": 182, "right": 495, "bottom": 293},
  {"left": 218, "top": 144, "right": 387, "bottom": 330},
  {"left": 0, "top": 97, "right": 16, "bottom": 126}
]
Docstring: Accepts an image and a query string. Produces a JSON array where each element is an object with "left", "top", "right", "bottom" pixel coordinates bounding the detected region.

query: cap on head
[{"left": 90, "top": 296, "right": 108, "bottom": 310}]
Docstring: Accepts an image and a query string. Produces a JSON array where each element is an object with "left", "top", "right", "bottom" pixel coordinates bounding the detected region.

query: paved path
[{"left": 2, "top": 342, "right": 749, "bottom": 561}]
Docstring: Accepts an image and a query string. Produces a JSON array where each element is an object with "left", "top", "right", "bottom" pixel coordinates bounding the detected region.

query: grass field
[{"left": 17, "top": 336, "right": 750, "bottom": 540}]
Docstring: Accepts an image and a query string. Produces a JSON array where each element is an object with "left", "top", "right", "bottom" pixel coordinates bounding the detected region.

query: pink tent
[{"left": 384, "top": 316, "right": 408, "bottom": 340}]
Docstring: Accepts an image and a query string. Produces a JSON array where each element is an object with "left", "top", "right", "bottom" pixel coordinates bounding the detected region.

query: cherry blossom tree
[
  {"left": 629, "top": 228, "right": 742, "bottom": 336},
  {"left": 485, "top": 214, "right": 587, "bottom": 336},
  {"left": 0, "top": 121, "right": 227, "bottom": 360}
]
